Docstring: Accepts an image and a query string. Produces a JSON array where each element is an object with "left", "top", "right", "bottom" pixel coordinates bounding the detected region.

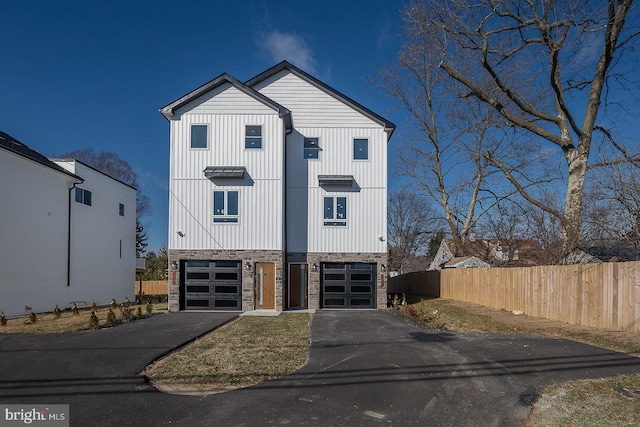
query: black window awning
[
  {"left": 204, "top": 166, "right": 246, "bottom": 180},
  {"left": 318, "top": 175, "right": 354, "bottom": 187}
]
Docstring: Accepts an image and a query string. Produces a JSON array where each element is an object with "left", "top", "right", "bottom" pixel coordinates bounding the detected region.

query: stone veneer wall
[
  {"left": 286, "top": 252, "right": 388, "bottom": 310},
  {"left": 168, "top": 249, "right": 285, "bottom": 313}
]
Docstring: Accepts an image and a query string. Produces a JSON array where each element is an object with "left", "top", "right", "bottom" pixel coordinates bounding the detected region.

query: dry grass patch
[
  {"left": 525, "top": 373, "right": 640, "bottom": 427},
  {"left": 145, "top": 313, "right": 311, "bottom": 394},
  {"left": 0, "top": 302, "right": 167, "bottom": 334}
]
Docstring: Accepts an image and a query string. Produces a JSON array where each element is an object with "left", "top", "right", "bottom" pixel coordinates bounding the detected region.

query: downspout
[
  {"left": 67, "top": 180, "right": 83, "bottom": 286},
  {"left": 282, "top": 114, "right": 293, "bottom": 303}
]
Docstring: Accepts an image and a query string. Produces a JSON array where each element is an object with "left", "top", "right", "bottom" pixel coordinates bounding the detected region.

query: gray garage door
[
  {"left": 180, "top": 260, "right": 242, "bottom": 311},
  {"left": 321, "top": 262, "right": 377, "bottom": 308}
]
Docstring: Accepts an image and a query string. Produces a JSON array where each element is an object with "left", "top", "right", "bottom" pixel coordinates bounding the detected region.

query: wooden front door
[
  {"left": 255, "top": 263, "right": 275, "bottom": 310},
  {"left": 289, "top": 264, "right": 308, "bottom": 308}
]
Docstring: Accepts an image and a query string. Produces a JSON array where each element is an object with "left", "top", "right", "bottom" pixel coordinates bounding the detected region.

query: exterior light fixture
[
  {"left": 176, "top": 231, "right": 185, "bottom": 237},
  {"left": 381, "top": 264, "right": 386, "bottom": 272},
  {"left": 171, "top": 261, "right": 178, "bottom": 270},
  {"left": 312, "top": 263, "right": 318, "bottom": 272}
]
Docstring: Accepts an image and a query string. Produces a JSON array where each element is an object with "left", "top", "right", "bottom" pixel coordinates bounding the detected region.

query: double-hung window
[
  {"left": 245, "top": 125, "right": 262, "bottom": 149},
  {"left": 118, "top": 203, "right": 125, "bottom": 216},
  {"left": 213, "top": 190, "right": 239, "bottom": 223},
  {"left": 304, "top": 137, "right": 319, "bottom": 159},
  {"left": 353, "top": 138, "right": 368, "bottom": 160},
  {"left": 324, "top": 196, "right": 347, "bottom": 226},
  {"left": 190, "top": 124, "right": 208, "bottom": 149},
  {"left": 75, "top": 188, "right": 92, "bottom": 206}
]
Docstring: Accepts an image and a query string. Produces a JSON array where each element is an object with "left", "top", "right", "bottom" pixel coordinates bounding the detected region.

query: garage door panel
[
  {"left": 321, "top": 263, "right": 376, "bottom": 309},
  {"left": 181, "top": 260, "right": 242, "bottom": 311}
]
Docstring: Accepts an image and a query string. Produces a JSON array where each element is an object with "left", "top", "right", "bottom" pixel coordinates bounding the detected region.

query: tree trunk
[{"left": 562, "top": 142, "right": 589, "bottom": 253}]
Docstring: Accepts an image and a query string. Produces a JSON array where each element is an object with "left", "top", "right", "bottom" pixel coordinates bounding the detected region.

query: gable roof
[
  {"left": 0, "top": 130, "right": 83, "bottom": 181},
  {"left": 159, "top": 73, "right": 292, "bottom": 131},
  {"left": 245, "top": 61, "right": 396, "bottom": 139}
]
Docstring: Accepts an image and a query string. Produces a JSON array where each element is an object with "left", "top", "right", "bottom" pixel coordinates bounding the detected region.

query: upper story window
[
  {"left": 324, "top": 196, "right": 347, "bottom": 227},
  {"left": 304, "top": 137, "right": 320, "bottom": 159},
  {"left": 245, "top": 125, "right": 262, "bottom": 149},
  {"left": 75, "top": 188, "right": 92, "bottom": 206},
  {"left": 119, "top": 203, "right": 125, "bottom": 216},
  {"left": 213, "top": 190, "right": 239, "bottom": 223},
  {"left": 354, "top": 138, "right": 368, "bottom": 160},
  {"left": 191, "top": 124, "right": 208, "bottom": 149}
]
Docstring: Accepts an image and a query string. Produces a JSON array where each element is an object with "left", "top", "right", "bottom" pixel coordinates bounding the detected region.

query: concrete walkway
[{"left": 1, "top": 310, "right": 639, "bottom": 426}]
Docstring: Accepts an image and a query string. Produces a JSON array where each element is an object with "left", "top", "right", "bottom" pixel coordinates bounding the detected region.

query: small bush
[
  {"left": 91, "top": 301, "right": 98, "bottom": 311},
  {"left": 89, "top": 311, "right": 99, "bottom": 330},
  {"left": 136, "top": 306, "right": 142, "bottom": 318},
  {"left": 0, "top": 312, "right": 6, "bottom": 326},
  {"left": 29, "top": 310, "right": 37, "bottom": 323},
  {"left": 120, "top": 303, "right": 133, "bottom": 323},
  {"left": 400, "top": 304, "right": 418, "bottom": 318},
  {"left": 72, "top": 303, "right": 79, "bottom": 316},
  {"left": 124, "top": 297, "right": 131, "bottom": 307},
  {"left": 145, "top": 300, "right": 153, "bottom": 315},
  {"left": 106, "top": 308, "right": 116, "bottom": 326},
  {"left": 53, "top": 305, "right": 61, "bottom": 319},
  {"left": 110, "top": 299, "right": 117, "bottom": 309}
]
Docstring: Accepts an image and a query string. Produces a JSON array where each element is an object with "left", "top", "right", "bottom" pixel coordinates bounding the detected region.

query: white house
[
  {"left": 0, "top": 131, "right": 136, "bottom": 318},
  {"left": 161, "top": 61, "right": 395, "bottom": 312}
]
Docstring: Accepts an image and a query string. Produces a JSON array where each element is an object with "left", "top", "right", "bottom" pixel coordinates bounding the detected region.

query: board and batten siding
[
  {"left": 253, "top": 71, "right": 383, "bottom": 129},
  {"left": 168, "top": 84, "right": 285, "bottom": 252}
]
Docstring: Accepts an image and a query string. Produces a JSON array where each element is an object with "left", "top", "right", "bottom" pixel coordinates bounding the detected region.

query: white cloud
[{"left": 259, "top": 30, "right": 316, "bottom": 73}]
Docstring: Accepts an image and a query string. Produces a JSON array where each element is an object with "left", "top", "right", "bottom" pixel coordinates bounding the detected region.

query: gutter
[{"left": 67, "top": 179, "right": 84, "bottom": 286}]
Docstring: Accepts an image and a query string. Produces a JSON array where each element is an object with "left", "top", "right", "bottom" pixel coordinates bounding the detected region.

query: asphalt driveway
[{"left": 1, "top": 310, "right": 639, "bottom": 426}]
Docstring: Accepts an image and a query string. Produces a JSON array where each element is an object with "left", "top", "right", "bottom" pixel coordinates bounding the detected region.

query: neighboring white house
[
  {"left": 161, "top": 61, "right": 395, "bottom": 312},
  {"left": 0, "top": 131, "right": 136, "bottom": 318}
]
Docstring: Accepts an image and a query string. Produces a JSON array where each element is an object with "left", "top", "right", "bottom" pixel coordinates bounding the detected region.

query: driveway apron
[{"left": 1, "top": 310, "right": 640, "bottom": 426}]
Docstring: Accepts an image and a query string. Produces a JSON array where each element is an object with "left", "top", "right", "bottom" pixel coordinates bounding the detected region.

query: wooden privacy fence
[
  {"left": 134, "top": 280, "right": 168, "bottom": 295},
  {"left": 388, "top": 261, "right": 640, "bottom": 333}
]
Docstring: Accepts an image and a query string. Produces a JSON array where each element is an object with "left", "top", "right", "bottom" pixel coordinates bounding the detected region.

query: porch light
[
  {"left": 171, "top": 261, "right": 178, "bottom": 270},
  {"left": 381, "top": 264, "right": 386, "bottom": 272},
  {"left": 312, "top": 263, "right": 318, "bottom": 272}
]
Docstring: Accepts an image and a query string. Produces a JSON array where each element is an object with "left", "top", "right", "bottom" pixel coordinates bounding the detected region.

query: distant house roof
[
  {"left": 429, "top": 238, "right": 543, "bottom": 270},
  {"left": 0, "top": 130, "right": 83, "bottom": 181},
  {"left": 444, "top": 256, "right": 490, "bottom": 269},
  {"left": 245, "top": 61, "right": 396, "bottom": 139},
  {"left": 562, "top": 244, "right": 640, "bottom": 265},
  {"left": 159, "top": 73, "right": 292, "bottom": 132}
]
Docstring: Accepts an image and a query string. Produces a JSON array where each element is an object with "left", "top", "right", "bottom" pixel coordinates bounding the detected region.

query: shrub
[
  {"left": 89, "top": 311, "right": 99, "bottom": 330},
  {"left": 110, "top": 299, "right": 117, "bottom": 309},
  {"left": 119, "top": 303, "right": 133, "bottom": 323},
  {"left": 91, "top": 301, "right": 98, "bottom": 311},
  {"left": 136, "top": 306, "right": 142, "bottom": 318},
  {"left": 72, "top": 303, "right": 79, "bottom": 316},
  {"left": 53, "top": 305, "right": 61, "bottom": 319},
  {"left": 145, "top": 300, "right": 153, "bottom": 315},
  {"left": 106, "top": 308, "right": 116, "bottom": 326},
  {"left": 0, "top": 312, "right": 6, "bottom": 326},
  {"left": 29, "top": 310, "right": 37, "bottom": 323},
  {"left": 124, "top": 297, "right": 131, "bottom": 307},
  {"left": 400, "top": 304, "right": 418, "bottom": 318}
]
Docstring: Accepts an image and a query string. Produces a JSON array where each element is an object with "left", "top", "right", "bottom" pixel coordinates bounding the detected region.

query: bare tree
[
  {"left": 378, "top": 29, "right": 527, "bottom": 252},
  {"left": 403, "top": 0, "right": 640, "bottom": 254},
  {"left": 387, "top": 189, "right": 438, "bottom": 274}
]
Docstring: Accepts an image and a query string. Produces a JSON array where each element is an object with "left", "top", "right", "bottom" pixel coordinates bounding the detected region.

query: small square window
[
  {"left": 75, "top": 188, "right": 92, "bottom": 206},
  {"left": 119, "top": 203, "right": 125, "bottom": 216},
  {"left": 245, "top": 125, "right": 262, "bottom": 149},
  {"left": 191, "top": 124, "right": 208, "bottom": 149},
  {"left": 304, "top": 137, "right": 319, "bottom": 159},
  {"left": 354, "top": 138, "right": 368, "bottom": 160}
]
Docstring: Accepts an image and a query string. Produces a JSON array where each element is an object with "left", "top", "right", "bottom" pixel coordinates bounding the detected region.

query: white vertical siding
[
  {"left": 168, "top": 86, "right": 284, "bottom": 251},
  {"left": 253, "top": 71, "right": 383, "bottom": 129}
]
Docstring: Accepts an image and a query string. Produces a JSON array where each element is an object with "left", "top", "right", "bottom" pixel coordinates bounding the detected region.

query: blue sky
[{"left": 2, "top": 0, "right": 405, "bottom": 251}]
